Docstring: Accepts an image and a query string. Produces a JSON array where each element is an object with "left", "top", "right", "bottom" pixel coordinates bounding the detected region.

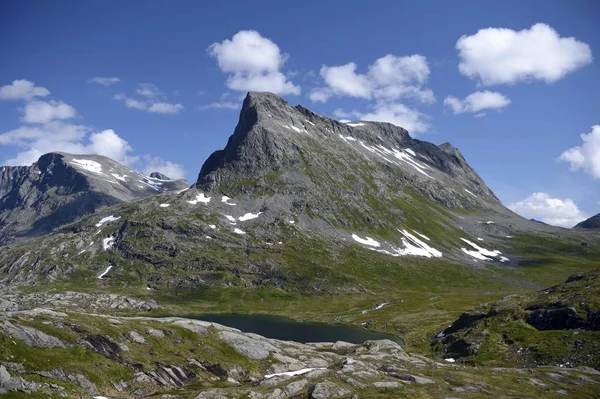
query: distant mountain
[
  {"left": 575, "top": 213, "right": 600, "bottom": 229},
  {"left": 0, "top": 152, "right": 188, "bottom": 243}
]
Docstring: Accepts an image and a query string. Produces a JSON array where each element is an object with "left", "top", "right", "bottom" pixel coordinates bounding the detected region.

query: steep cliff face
[
  {"left": 0, "top": 165, "right": 28, "bottom": 198},
  {"left": 0, "top": 152, "right": 188, "bottom": 242}
]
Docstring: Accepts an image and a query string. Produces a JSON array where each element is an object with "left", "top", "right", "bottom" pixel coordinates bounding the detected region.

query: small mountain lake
[{"left": 188, "top": 313, "right": 403, "bottom": 345}]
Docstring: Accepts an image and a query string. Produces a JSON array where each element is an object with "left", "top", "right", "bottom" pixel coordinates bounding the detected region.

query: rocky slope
[
  {"left": 575, "top": 213, "right": 600, "bottom": 229},
  {"left": 433, "top": 269, "right": 600, "bottom": 368},
  {"left": 1, "top": 306, "right": 599, "bottom": 398},
  {"left": 0, "top": 152, "right": 188, "bottom": 243}
]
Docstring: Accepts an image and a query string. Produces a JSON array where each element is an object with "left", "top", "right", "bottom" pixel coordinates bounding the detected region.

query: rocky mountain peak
[
  {"left": 575, "top": 213, "right": 600, "bottom": 229},
  {"left": 0, "top": 152, "right": 188, "bottom": 243},
  {"left": 196, "top": 91, "right": 499, "bottom": 208},
  {"left": 149, "top": 172, "right": 172, "bottom": 180}
]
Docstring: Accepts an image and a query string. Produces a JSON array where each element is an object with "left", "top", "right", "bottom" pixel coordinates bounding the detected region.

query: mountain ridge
[{"left": 0, "top": 152, "right": 188, "bottom": 243}]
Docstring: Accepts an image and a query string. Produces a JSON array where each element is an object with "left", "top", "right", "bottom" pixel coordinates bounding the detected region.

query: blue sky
[{"left": 0, "top": 0, "right": 598, "bottom": 227}]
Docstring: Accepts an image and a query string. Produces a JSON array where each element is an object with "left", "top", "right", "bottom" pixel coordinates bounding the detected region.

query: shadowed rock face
[
  {"left": 575, "top": 213, "right": 600, "bottom": 229},
  {"left": 0, "top": 166, "right": 29, "bottom": 198},
  {"left": 0, "top": 152, "right": 188, "bottom": 243},
  {"left": 196, "top": 91, "right": 499, "bottom": 212}
]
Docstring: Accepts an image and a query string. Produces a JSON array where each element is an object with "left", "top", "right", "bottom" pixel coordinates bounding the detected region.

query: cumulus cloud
[
  {"left": 147, "top": 102, "right": 184, "bottom": 114},
  {"left": 22, "top": 100, "right": 77, "bottom": 124},
  {"left": 208, "top": 30, "right": 300, "bottom": 95},
  {"left": 310, "top": 54, "right": 434, "bottom": 104},
  {"left": 136, "top": 83, "right": 162, "bottom": 98},
  {"left": 1, "top": 79, "right": 182, "bottom": 174},
  {"left": 508, "top": 192, "right": 588, "bottom": 228},
  {"left": 558, "top": 125, "right": 600, "bottom": 179},
  {"left": 457, "top": 23, "right": 593, "bottom": 86},
  {"left": 87, "top": 77, "right": 120, "bottom": 86},
  {"left": 0, "top": 79, "right": 50, "bottom": 100},
  {"left": 333, "top": 102, "right": 429, "bottom": 135},
  {"left": 142, "top": 155, "right": 186, "bottom": 180},
  {"left": 114, "top": 84, "right": 184, "bottom": 114},
  {"left": 199, "top": 101, "right": 239, "bottom": 110},
  {"left": 444, "top": 91, "right": 511, "bottom": 115},
  {"left": 0, "top": 121, "right": 136, "bottom": 166}
]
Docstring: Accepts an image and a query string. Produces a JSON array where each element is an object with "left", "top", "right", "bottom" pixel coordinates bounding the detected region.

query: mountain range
[{"left": 0, "top": 92, "right": 598, "bottom": 398}]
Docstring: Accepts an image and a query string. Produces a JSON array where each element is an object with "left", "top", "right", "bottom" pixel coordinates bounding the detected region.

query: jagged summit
[
  {"left": 196, "top": 91, "right": 499, "bottom": 207},
  {"left": 149, "top": 171, "right": 173, "bottom": 180},
  {"left": 0, "top": 152, "right": 188, "bottom": 242}
]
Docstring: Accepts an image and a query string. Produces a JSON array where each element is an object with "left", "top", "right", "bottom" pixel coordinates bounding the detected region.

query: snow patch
[
  {"left": 288, "top": 125, "right": 307, "bottom": 133},
  {"left": 339, "top": 134, "right": 357, "bottom": 142},
  {"left": 159, "top": 203, "right": 170, "bottom": 208},
  {"left": 460, "top": 238, "right": 506, "bottom": 262},
  {"left": 414, "top": 231, "right": 430, "bottom": 241},
  {"left": 177, "top": 187, "right": 190, "bottom": 194},
  {"left": 102, "top": 236, "right": 115, "bottom": 250},
  {"left": 362, "top": 302, "right": 389, "bottom": 314},
  {"left": 289, "top": 220, "right": 295, "bottom": 224},
  {"left": 209, "top": 224, "right": 216, "bottom": 229},
  {"left": 233, "top": 228, "right": 246, "bottom": 235},
  {"left": 224, "top": 215, "right": 236, "bottom": 223},
  {"left": 404, "top": 148, "right": 416, "bottom": 156},
  {"left": 70, "top": 159, "right": 103, "bottom": 174},
  {"left": 346, "top": 122, "right": 366, "bottom": 127},
  {"left": 98, "top": 265, "right": 113, "bottom": 279},
  {"left": 352, "top": 234, "right": 380, "bottom": 247},
  {"left": 95, "top": 215, "right": 120, "bottom": 228},
  {"left": 445, "top": 358, "right": 456, "bottom": 363},
  {"left": 221, "top": 196, "right": 236, "bottom": 206},
  {"left": 464, "top": 189, "right": 477, "bottom": 197},
  {"left": 111, "top": 173, "right": 127, "bottom": 182},
  {"left": 187, "top": 193, "right": 211, "bottom": 205},
  {"left": 239, "top": 212, "right": 261, "bottom": 221},
  {"left": 265, "top": 368, "right": 326, "bottom": 379},
  {"left": 477, "top": 238, "right": 484, "bottom": 241},
  {"left": 305, "top": 119, "right": 315, "bottom": 126}
]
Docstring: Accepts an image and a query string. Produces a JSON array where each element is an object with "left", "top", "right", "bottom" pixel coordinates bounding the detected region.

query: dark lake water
[{"left": 190, "top": 313, "right": 403, "bottom": 345}]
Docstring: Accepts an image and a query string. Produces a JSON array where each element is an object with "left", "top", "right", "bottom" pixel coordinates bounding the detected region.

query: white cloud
[
  {"left": 0, "top": 121, "right": 136, "bottom": 166},
  {"left": 311, "top": 54, "right": 434, "bottom": 104},
  {"left": 142, "top": 155, "right": 186, "bottom": 180},
  {"left": 444, "top": 91, "right": 511, "bottom": 114},
  {"left": 334, "top": 102, "right": 429, "bottom": 135},
  {"left": 86, "top": 129, "right": 135, "bottom": 164},
  {"left": 319, "top": 62, "right": 372, "bottom": 99},
  {"left": 114, "top": 93, "right": 147, "bottom": 110},
  {"left": 87, "top": 77, "right": 120, "bottom": 86},
  {"left": 22, "top": 100, "right": 77, "bottom": 124},
  {"left": 208, "top": 30, "right": 300, "bottom": 95},
  {"left": 136, "top": 83, "right": 161, "bottom": 98},
  {"left": 558, "top": 125, "right": 600, "bottom": 179},
  {"left": 114, "top": 90, "right": 183, "bottom": 115},
  {"left": 508, "top": 192, "right": 588, "bottom": 228},
  {"left": 148, "top": 102, "right": 184, "bottom": 114},
  {"left": 456, "top": 23, "right": 593, "bottom": 86},
  {"left": 1, "top": 81, "right": 181, "bottom": 173},
  {"left": 0, "top": 79, "right": 50, "bottom": 100},
  {"left": 199, "top": 101, "right": 239, "bottom": 110}
]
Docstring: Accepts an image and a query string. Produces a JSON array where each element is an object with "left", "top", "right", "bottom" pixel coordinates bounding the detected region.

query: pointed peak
[
  {"left": 149, "top": 172, "right": 171, "bottom": 180},
  {"left": 439, "top": 142, "right": 465, "bottom": 160},
  {"left": 243, "top": 91, "right": 290, "bottom": 112}
]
